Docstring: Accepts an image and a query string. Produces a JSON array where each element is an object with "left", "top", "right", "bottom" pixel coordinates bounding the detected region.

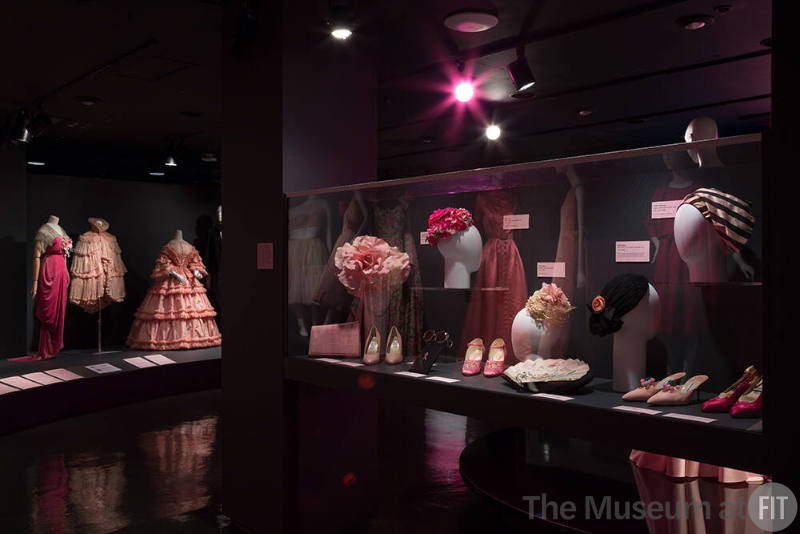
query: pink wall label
[
  {"left": 257, "top": 242, "right": 274, "bottom": 270},
  {"left": 503, "top": 214, "right": 530, "bottom": 230},
  {"left": 537, "top": 262, "right": 566, "bottom": 278},
  {"left": 615, "top": 241, "right": 650, "bottom": 263},
  {"left": 651, "top": 200, "right": 683, "bottom": 219}
]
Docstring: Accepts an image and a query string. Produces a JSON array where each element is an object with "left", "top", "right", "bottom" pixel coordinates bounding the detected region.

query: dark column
[
  {"left": 765, "top": 1, "right": 799, "bottom": 489},
  {"left": 221, "top": 1, "right": 294, "bottom": 532},
  {"left": 0, "top": 150, "right": 28, "bottom": 357}
]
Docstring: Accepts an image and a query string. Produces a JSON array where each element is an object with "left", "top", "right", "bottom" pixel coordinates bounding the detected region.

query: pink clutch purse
[{"left": 309, "top": 322, "right": 361, "bottom": 358}]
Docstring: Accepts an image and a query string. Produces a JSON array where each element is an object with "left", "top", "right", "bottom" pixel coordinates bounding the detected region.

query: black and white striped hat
[{"left": 680, "top": 188, "right": 755, "bottom": 252}]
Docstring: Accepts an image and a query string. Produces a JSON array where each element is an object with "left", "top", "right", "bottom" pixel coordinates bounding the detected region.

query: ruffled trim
[{"left": 126, "top": 317, "right": 221, "bottom": 350}]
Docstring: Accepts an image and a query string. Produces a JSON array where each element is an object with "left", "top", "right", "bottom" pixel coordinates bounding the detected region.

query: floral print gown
[{"left": 373, "top": 198, "right": 424, "bottom": 355}]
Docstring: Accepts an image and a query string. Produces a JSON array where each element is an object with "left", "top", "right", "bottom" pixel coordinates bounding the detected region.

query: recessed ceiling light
[
  {"left": 329, "top": 4, "right": 353, "bottom": 40},
  {"left": 165, "top": 156, "right": 178, "bottom": 167},
  {"left": 676, "top": 14, "right": 714, "bottom": 31},
  {"left": 444, "top": 10, "right": 499, "bottom": 33},
  {"left": 149, "top": 171, "right": 165, "bottom": 176},
  {"left": 27, "top": 161, "right": 46, "bottom": 166},
  {"left": 578, "top": 108, "right": 593, "bottom": 117},
  {"left": 485, "top": 125, "right": 501, "bottom": 141},
  {"left": 77, "top": 96, "right": 101, "bottom": 107},
  {"left": 331, "top": 28, "right": 352, "bottom": 40}
]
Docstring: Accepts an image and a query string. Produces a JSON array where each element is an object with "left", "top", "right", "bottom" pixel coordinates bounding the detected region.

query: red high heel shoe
[
  {"left": 730, "top": 377, "right": 763, "bottom": 418},
  {"left": 701, "top": 365, "right": 758, "bottom": 413}
]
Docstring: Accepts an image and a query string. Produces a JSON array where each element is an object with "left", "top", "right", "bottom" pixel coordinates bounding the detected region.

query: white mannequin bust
[
  {"left": 612, "top": 284, "right": 661, "bottom": 392},
  {"left": 173, "top": 229, "right": 185, "bottom": 242},
  {"left": 674, "top": 204, "right": 727, "bottom": 283},
  {"left": 685, "top": 117, "right": 723, "bottom": 168},
  {"left": 436, "top": 225, "right": 482, "bottom": 288}
]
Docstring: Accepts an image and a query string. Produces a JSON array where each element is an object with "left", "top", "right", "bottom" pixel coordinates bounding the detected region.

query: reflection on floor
[
  {"left": 0, "top": 387, "right": 768, "bottom": 533},
  {"left": 0, "top": 390, "right": 223, "bottom": 534}
]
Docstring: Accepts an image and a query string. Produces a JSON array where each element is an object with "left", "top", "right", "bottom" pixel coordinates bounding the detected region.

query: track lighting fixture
[
  {"left": 507, "top": 56, "right": 535, "bottom": 92},
  {"left": 165, "top": 155, "right": 178, "bottom": 167}
]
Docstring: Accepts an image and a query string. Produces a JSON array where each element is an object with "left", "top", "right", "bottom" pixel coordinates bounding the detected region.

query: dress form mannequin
[
  {"left": 612, "top": 284, "right": 661, "bottom": 392},
  {"left": 684, "top": 117, "right": 723, "bottom": 168},
  {"left": 288, "top": 195, "right": 331, "bottom": 336},
  {"left": 31, "top": 215, "right": 68, "bottom": 298},
  {"left": 169, "top": 229, "right": 203, "bottom": 285},
  {"left": 436, "top": 225, "right": 482, "bottom": 288},
  {"left": 674, "top": 205, "right": 727, "bottom": 283}
]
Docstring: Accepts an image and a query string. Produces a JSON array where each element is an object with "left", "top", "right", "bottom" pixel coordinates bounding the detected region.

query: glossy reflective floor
[{"left": 0, "top": 390, "right": 227, "bottom": 534}]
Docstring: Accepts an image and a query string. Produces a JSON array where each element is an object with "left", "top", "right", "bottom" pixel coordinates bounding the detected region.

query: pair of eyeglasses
[{"left": 423, "top": 329, "right": 453, "bottom": 348}]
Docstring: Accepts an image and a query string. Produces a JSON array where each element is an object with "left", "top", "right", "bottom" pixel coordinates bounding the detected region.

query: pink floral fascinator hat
[{"left": 426, "top": 208, "right": 473, "bottom": 246}]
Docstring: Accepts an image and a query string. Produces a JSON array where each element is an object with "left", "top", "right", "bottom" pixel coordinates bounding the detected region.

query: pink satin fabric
[{"left": 35, "top": 236, "right": 70, "bottom": 359}]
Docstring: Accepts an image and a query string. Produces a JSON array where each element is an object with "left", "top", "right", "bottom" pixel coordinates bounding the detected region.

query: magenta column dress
[{"left": 35, "top": 236, "right": 71, "bottom": 359}]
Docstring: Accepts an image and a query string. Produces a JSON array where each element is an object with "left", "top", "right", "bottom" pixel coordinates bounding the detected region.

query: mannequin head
[
  {"left": 684, "top": 117, "right": 722, "bottom": 168},
  {"left": 436, "top": 226, "right": 482, "bottom": 288}
]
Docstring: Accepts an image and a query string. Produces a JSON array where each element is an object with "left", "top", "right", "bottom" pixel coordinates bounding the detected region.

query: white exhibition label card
[
  {"left": 615, "top": 241, "right": 650, "bottom": 263},
  {"left": 426, "top": 376, "right": 460, "bottom": 383},
  {"left": 651, "top": 200, "right": 683, "bottom": 219},
  {"left": 85, "top": 363, "right": 122, "bottom": 374},
  {"left": 532, "top": 392, "right": 573, "bottom": 401},
  {"left": 663, "top": 413, "right": 716, "bottom": 424},
  {"left": 503, "top": 214, "right": 530, "bottom": 230},
  {"left": 315, "top": 358, "right": 342, "bottom": 363},
  {"left": 22, "top": 372, "right": 63, "bottom": 385},
  {"left": 337, "top": 360, "right": 364, "bottom": 367},
  {"left": 613, "top": 405, "right": 662, "bottom": 415},
  {"left": 45, "top": 368, "right": 83, "bottom": 381},
  {"left": 0, "top": 376, "right": 42, "bottom": 389},
  {"left": 144, "top": 354, "right": 176, "bottom": 365},
  {"left": 420, "top": 231, "right": 429, "bottom": 245},
  {"left": 124, "top": 357, "right": 157, "bottom": 369},
  {"left": 395, "top": 371, "right": 426, "bottom": 378},
  {"left": 0, "top": 383, "right": 19, "bottom": 395},
  {"left": 537, "top": 262, "right": 566, "bottom": 278}
]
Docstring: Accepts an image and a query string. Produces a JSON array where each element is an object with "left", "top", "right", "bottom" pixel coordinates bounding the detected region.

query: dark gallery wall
[
  {"left": 0, "top": 151, "right": 28, "bottom": 357},
  {"left": 25, "top": 173, "right": 220, "bottom": 352}
]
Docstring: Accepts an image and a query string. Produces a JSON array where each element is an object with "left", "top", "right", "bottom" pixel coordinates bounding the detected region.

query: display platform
[
  {"left": 0, "top": 346, "right": 221, "bottom": 436},
  {"left": 286, "top": 355, "right": 766, "bottom": 474}
]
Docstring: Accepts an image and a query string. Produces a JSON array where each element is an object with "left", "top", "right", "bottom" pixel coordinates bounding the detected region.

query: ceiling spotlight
[
  {"left": 454, "top": 81, "right": 475, "bottom": 102},
  {"left": 676, "top": 14, "right": 714, "bottom": 31},
  {"left": 165, "top": 155, "right": 178, "bottom": 167},
  {"left": 485, "top": 125, "right": 501, "bottom": 141},
  {"left": 507, "top": 56, "right": 536, "bottom": 92},
  {"left": 444, "top": 9, "right": 499, "bottom": 33},
  {"left": 149, "top": 171, "right": 165, "bottom": 176},
  {"left": 10, "top": 113, "right": 31, "bottom": 143},
  {"left": 27, "top": 161, "right": 46, "bottom": 166},
  {"left": 329, "top": 3, "right": 353, "bottom": 40}
]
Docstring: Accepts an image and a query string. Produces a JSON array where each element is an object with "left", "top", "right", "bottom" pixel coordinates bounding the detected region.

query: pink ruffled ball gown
[{"left": 127, "top": 240, "right": 221, "bottom": 350}]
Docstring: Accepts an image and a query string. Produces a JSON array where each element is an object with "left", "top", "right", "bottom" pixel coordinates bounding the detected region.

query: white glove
[
  {"left": 193, "top": 270, "right": 203, "bottom": 280},
  {"left": 170, "top": 270, "right": 189, "bottom": 286}
]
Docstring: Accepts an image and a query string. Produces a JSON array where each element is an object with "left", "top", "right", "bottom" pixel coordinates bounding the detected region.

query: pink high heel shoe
[
  {"left": 483, "top": 339, "right": 506, "bottom": 377},
  {"left": 730, "top": 377, "right": 763, "bottom": 418},
  {"left": 461, "top": 338, "right": 484, "bottom": 376},
  {"left": 363, "top": 326, "right": 380, "bottom": 365},
  {"left": 702, "top": 365, "right": 758, "bottom": 412}
]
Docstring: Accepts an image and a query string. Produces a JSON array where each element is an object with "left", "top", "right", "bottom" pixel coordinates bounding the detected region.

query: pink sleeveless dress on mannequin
[
  {"left": 460, "top": 191, "right": 527, "bottom": 363},
  {"left": 34, "top": 236, "right": 71, "bottom": 359}
]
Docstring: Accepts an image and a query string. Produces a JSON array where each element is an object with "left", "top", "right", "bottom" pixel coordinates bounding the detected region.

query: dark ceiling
[{"left": 0, "top": 0, "right": 771, "bottom": 182}]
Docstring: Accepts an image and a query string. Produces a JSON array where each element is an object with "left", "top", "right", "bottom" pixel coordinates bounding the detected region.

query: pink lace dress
[
  {"left": 127, "top": 240, "right": 221, "bottom": 350},
  {"left": 69, "top": 219, "right": 127, "bottom": 313},
  {"left": 460, "top": 191, "right": 528, "bottom": 363}
]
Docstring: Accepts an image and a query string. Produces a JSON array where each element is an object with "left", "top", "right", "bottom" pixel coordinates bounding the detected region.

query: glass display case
[{"left": 284, "top": 133, "right": 765, "bottom": 473}]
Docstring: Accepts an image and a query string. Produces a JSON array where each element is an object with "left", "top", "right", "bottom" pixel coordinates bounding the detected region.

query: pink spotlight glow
[{"left": 454, "top": 81, "right": 475, "bottom": 102}]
